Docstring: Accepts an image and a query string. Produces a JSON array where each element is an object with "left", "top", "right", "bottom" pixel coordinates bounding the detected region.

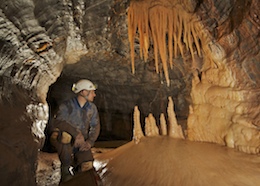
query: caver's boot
[
  {"left": 79, "top": 161, "right": 99, "bottom": 186},
  {"left": 81, "top": 161, "right": 93, "bottom": 172},
  {"left": 60, "top": 165, "right": 74, "bottom": 183}
]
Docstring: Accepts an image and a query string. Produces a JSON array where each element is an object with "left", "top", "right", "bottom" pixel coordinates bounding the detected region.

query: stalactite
[
  {"left": 128, "top": 0, "right": 149, "bottom": 74},
  {"left": 128, "top": 0, "right": 204, "bottom": 86},
  {"left": 149, "top": 5, "right": 169, "bottom": 85}
]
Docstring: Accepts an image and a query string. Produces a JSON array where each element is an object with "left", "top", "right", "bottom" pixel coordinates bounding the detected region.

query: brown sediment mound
[{"left": 95, "top": 137, "right": 260, "bottom": 186}]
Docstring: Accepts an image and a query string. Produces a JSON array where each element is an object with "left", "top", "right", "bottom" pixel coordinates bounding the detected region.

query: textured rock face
[
  {"left": 186, "top": 0, "right": 260, "bottom": 154},
  {"left": 0, "top": 0, "right": 259, "bottom": 185}
]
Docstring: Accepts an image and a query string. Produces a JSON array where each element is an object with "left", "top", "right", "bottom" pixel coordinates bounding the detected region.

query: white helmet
[{"left": 72, "top": 79, "right": 97, "bottom": 93}]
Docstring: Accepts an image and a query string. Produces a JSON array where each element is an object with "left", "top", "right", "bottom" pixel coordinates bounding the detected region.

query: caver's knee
[
  {"left": 49, "top": 128, "right": 59, "bottom": 145},
  {"left": 50, "top": 128, "right": 72, "bottom": 145},
  {"left": 60, "top": 131, "right": 72, "bottom": 144}
]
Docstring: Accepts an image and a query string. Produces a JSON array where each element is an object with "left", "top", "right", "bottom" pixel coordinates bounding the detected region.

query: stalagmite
[
  {"left": 132, "top": 96, "right": 184, "bottom": 140},
  {"left": 145, "top": 113, "right": 159, "bottom": 136},
  {"left": 133, "top": 106, "right": 144, "bottom": 144},
  {"left": 167, "top": 97, "right": 185, "bottom": 139},
  {"left": 160, "top": 113, "right": 167, "bottom": 135}
]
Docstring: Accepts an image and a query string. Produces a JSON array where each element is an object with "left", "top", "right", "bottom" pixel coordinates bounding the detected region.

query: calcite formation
[
  {"left": 186, "top": 0, "right": 260, "bottom": 154},
  {"left": 128, "top": 0, "right": 203, "bottom": 86},
  {"left": 128, "top": 0, "right": 260, "bottom": 155},
  {"left": 93, "top": 93, "right": 260, "bottom": 185},
  {"left": 133, "top": 96, "right": 184, "bottom": 141}
]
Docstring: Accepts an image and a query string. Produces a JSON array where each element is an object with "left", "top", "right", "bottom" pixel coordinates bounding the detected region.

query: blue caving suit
[{"left": 50, "top": 96, "right": 100, "bottom": 180}]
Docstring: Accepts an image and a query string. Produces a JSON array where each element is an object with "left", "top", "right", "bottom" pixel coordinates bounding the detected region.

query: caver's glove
[
  {"left": 74, "top": 131, "right": 91, "bottom": 151},
  {"left": 79, "top": 141, "right": 91, "bottom": 151},
  {"left": 74, "top": 131, "right": 85, "bottom": 148}
]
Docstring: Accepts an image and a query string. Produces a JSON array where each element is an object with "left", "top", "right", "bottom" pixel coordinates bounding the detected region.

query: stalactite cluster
[{"left": 128, "top": 0, "right": 203, "bottom": 86}]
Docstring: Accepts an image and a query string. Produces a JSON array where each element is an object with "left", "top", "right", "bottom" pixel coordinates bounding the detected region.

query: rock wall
[
  {"left": 0, "top": 0, "right": 259, "bottom": 185},
  {"left": 187, "top": 0, "right": 260, "bottom": 154}
]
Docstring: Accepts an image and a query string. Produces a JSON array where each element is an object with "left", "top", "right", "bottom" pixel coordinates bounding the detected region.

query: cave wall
[
  {"left": 187, "top": 0, "right": 260, "bottom": 154},
  {"left": 0, "top": 0, "right": 192, "bottom": 185},
  {"left": 0, "top": 0, "right": 259, "bottom": 185}
]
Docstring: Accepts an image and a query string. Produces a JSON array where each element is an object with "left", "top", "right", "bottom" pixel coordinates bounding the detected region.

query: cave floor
[
  {"left": 36, "top": 140, "right": 127, "bottom": 186},
  {"left": 37, "top": 138, "right": 260, "bottom": 186}
]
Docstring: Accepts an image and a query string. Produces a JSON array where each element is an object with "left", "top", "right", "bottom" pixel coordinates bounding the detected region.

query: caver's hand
[
  {"left": 74, "top": 131, "right": 85, "bottom": 148},
  {"left": 79, "top": 141, "right": 91, "bottom": 151}
]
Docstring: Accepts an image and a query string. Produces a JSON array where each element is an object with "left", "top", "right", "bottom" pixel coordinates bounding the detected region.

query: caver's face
[{"left": 82, "top": 89, "right": 96, "bottom": 102}]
